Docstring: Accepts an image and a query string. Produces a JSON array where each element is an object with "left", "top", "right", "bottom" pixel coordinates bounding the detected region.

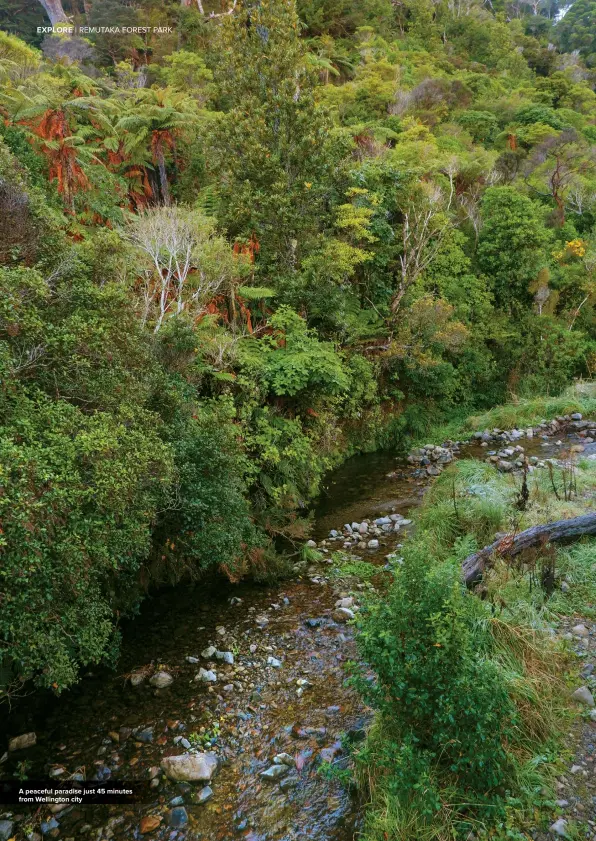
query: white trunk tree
[
  {"left": 125, "top": 206, "right": 244, "bottom": 332},
  {"left": 37, "top": 0, "right": 69, "bottom": 25},
  {"left": 391, "top": 184, "right": 451, "bottom": 315}
]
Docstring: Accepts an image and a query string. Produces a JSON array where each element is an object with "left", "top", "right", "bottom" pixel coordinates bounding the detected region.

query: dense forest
[{"left": 2, "top": 0, "right": 596, "bottom": 837}]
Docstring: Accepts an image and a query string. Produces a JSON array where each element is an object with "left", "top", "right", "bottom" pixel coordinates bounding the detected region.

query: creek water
[{"left": 1, "top": 432, "right": 589, "bottom": 841}]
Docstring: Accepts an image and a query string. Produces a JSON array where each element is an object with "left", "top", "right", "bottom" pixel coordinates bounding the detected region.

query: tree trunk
[
  {"left": 462, "top": 513, "right": 596, "bottom": 586},
  {"left": 38, "top": 0, "right": 69, "bottom": 25},
  {"left": 154, "top": 141, "right": 171, "bottom": 206}
]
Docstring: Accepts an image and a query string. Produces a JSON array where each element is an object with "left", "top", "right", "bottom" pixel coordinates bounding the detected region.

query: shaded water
[{"left": 1, "top": 430, "right": 591, "bottom": 841}]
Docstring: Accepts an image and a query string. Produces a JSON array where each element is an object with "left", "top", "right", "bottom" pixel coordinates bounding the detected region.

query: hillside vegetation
[{"left": 1, "top": 0, "right": 596, "bottom": 703}]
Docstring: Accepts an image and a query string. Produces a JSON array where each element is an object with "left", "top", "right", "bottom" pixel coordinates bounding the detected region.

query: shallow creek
[{"left": 1, "top": 432, "right": 591, "bottom": 841}]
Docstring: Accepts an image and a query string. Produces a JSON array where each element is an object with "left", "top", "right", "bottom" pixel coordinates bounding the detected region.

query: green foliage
[
  {"left": 0, "top": 391, "right": 173, "bottom": 691},
  {"left": 549, "top": 542, "right": 596, "bottom": 618},
  {"left": 557, "top": 0, "right": 596, "bottom": 64},
  {"left": 241, "top": 306, "right": 350, "bottom": 398},
  {"left": 208, "top": 0, "right": 339, "bottom": 271},
  {"left": 477, "top": 187, "right": 552, "bottom": 311},
  {"left": 243, "top": 408, "right": 325, "bottom": 512},
  {"left": 354, "top": 451, "right": 578, "bottom": 840},
  {"left": 456, "top": 109, "right": 499, "bottom": 142},
  {"left": 2, "top": 0, "right": 596, "bottom": 714},
  {"left": 153, "top": 395, "right": 259, "bottom": 582},
  {"left": 355, "top": 540, "right": 516, "bottom": 827},
  {"left": 465, "top": 390, "right": 596, "bottom": 433}
]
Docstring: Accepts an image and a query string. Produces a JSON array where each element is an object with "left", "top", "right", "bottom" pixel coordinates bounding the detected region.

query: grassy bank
[
  {"left": 353, "top": 450, "right": 596, "bottom": 840},
  {"left": 410, "top": 385, "right": 596, "bottom": 449}
]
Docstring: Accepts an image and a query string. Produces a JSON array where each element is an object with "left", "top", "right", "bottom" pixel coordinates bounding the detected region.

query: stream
[{"left": 1, "top": 428, "right": 593, "bottom": 841}]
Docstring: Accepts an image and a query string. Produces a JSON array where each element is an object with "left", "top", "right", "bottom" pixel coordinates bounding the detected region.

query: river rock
[
  {"left": 261, "top": 764, "right": 288, "bottom": 780},
  {"left": 161, "top": 752, "right": 219, "bottom": 782},
  {"left": 9, "top": 732, "right": 36, "bottom": 751},
  {"left": 186, "top": 656, "right": 199, "bottom": 664},
  {"left": 215, "top": 651, "right": 234, "bottom": 665},
  {"left": 40, "top": 818, "right": 59, "bottom": 835},
  {"left": 333, "top": 607, "right": 355, "bottom": 623},
  {"left": 549, "top": 818, "right": 569, "bottom": 837},
  {"left": 149, "top": 671, "right": 173, "bottom": 689},
  {"left": 274, "top": 752, "right": 296, "bottom": 767},
  {"left": 94, "top": 765, "right": 111, "bottom": 782},
  {"left": 267, "top": 656, "right": 282, "bottom": 668},
  {"left": 193, "top": 785, "right": 213, "bottom": 805},
  {"left": 0, "top": 821, "right": 14, "bottom": 841},
  {"left": 167, "top": 807, "right": 188, "bottom": 828},
  {"left": 140, "top": 815, "right": 162, "bottom": 834},
  {"left": 572, "top": 685, "right": 595, "bottom": 707},
  {"left": 572, "top": 624, "right": 589, "bottom": 637},
  {"left": 137, "top": 727, "right": 154, "bottom": 743},
  {"left": 306, "top": 540, "right": 317, "bottom": 548},
  {"left": 201, "top": 646, "right": 217, "bottom": 659},
  {"left": 358, "top": 522, "right": 368, "bottom": 534},
  {"left": 280, "top": 775, "right": 299, "bottom": 792},
  {"left": 195, "top": 668, "right": 217, "bottom": 683},
  {"left": 319, "top": 742, "right": 342, "bottom": 762},
  {"left": 335, "top": 597, "right": 354, "bottom": 609},
  {"left": 130, "top": 671, "right": 146, "bottom": 686},
  {"left": 367, "top": 539, "right": 379, "bottom": 549},
  {"left": 305, "top": 617, "right": 325, "bottom": 628}
]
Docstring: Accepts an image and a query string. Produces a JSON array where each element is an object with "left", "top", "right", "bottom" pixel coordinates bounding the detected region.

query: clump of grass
[
  {"left": 489, "top": 618, "right": 569, "bottom": 750},
  {"left": 356, "top": 729, "right": 483, "bottom": 841},
  {"left": 331, "top": 556, "right": 379, "bottom": 582},
  {"left": 415, "top": 460, "right": 515, "bottom": 550},
  {"left": 549, "top": 542, "right": 596, "bottom": 619}
]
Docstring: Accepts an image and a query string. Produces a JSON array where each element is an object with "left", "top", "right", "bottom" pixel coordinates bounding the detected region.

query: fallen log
[{"left": 462, "top": 512, "right": 596, "bottom": 586}]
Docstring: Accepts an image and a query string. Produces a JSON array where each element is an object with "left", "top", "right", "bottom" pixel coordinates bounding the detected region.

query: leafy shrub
[
  {"left": 153, "top": 395, "right": 262, "bottom": 582},
  {"left": 0, "top": 392, "right": 173, "bottom": 691},
  {"left": 240, "top": 305, "right": 350, "bottom": 399},
  {"left": 355, "top": 540, "right": 516, "bottom": 825}
]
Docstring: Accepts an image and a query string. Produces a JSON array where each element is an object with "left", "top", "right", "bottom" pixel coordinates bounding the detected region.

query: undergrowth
[{"left": 353, "top": 454, "right": 596, "bottom": 841}]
